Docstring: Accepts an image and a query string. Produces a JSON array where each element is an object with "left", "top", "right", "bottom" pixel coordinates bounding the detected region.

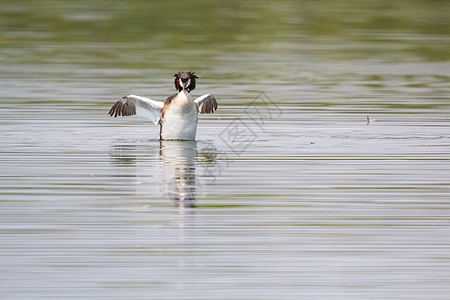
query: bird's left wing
[
  {"left": 194, "top": 94, "right": 218, "bottom": 114},
  {"left": 108, "top": 95, "right": 164, "bottom": 125}
]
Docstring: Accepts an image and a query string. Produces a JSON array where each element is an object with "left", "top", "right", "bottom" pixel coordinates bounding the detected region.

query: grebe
[{"left": 108, "top": 71, "right": 217, "bottom": 140}]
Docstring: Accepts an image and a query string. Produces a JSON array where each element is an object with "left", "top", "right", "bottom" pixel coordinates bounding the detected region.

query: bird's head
[{"left": 174, "top": 71, "right": 198, "bottom": 92}]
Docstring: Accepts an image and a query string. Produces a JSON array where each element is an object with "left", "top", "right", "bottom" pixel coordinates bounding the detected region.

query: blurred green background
[{"left": 1, "top": 0, "right": 448, "bottom": 70}]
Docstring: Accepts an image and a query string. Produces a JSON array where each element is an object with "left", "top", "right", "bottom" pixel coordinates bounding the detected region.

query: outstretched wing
[
  {"left": 194, "top": 94, "right": 218, "bottom": 114},
  {"left": 108, "top": 95, "right": 164, "bottom": 125}
]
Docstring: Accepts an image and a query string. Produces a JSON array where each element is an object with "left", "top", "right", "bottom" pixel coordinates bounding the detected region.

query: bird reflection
[
  {"left": 110, "top": 140, "right": 224, "bottom": 208},
  {"left": 160, "top": 140, "right": 200, "bottom": 208}
]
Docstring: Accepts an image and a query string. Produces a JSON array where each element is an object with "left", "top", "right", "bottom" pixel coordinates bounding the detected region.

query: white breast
[{"left": 160, "top": 91, "right": 198, "bottom": 140}]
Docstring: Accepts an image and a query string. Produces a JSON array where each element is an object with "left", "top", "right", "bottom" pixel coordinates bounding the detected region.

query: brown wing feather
[
  {"left": 199, "top": 95, "right": 217, "bottom": 114},
  {"left": 108, "top": 97, "right": 136, "bottom": 117}
]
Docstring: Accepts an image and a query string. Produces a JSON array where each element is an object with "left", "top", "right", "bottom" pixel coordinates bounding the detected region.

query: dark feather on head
[{"left": 173, "top": 71, "right": 198, "bottom": 92}]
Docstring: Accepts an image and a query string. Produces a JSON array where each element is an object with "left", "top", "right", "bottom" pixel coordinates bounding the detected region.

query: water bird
[{"left": 108, "top": 71, "right": 217, "bottom": 140}]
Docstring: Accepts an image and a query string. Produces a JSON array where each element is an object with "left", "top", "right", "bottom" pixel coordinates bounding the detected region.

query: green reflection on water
[{"left": 0, "top": 0, "right": 448, "bottom": 64}]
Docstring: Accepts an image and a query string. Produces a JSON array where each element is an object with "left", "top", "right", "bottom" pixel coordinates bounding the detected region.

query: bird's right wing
[
  {"left": 108, "top": 95, "right": 164, "bottom": 125},
  {"left": 194, "top": 94, "right": 218, "bottom": 114}
]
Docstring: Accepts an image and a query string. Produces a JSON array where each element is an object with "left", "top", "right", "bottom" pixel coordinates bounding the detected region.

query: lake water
[{"left": 1, "top": 1, "right": 449, "bottom": 299}]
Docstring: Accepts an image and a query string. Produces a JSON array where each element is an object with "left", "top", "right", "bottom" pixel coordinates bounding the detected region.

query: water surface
[{"left": 1, "top": 1, "right": 449, "bottom": 299}]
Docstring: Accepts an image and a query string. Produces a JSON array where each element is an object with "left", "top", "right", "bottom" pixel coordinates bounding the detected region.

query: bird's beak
[{"left": 179, "top": 78, "right": 185, "bottom": 90}]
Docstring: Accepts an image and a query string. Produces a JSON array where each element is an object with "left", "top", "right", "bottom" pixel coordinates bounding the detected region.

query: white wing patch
[{"left": 109, "top": 95, "right": 164, "bottom": 125}]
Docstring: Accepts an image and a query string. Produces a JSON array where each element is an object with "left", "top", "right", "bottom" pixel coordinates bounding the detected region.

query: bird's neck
[{"left": 175, "top": 90, "right": 192, "bottom": 105}]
